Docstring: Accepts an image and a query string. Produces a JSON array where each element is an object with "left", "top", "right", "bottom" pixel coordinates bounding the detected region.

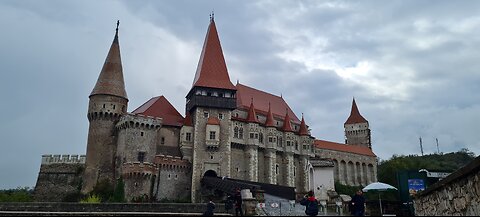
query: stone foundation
[{"left": 414, "top": 156, "right": 480, "bottom": 216}]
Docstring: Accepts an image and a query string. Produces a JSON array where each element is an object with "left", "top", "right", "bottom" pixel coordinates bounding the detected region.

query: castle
[{"left": 34, "top": 17, "right": 377, "bottom": 202}]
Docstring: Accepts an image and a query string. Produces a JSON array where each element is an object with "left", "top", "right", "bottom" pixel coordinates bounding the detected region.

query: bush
[
  {"left": 110, "top": 178, "right": 125, "bottom": 202},
  {"left": 80, "top": 194, "right": 101, "bottom": 203},
  {"left": 90, "top": 179, "right": 114, "bottom": 202}
]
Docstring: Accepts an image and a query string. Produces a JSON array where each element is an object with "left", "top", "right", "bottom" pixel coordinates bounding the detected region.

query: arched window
[
  {"left": 239, "top": 128, "right": 244, "bottom": 139},
  {"left": 234, "top": 126, "right": 239, "bottom": 138},
  {"left": 259, "top": 132, "right": 263, "bottom": 143}
]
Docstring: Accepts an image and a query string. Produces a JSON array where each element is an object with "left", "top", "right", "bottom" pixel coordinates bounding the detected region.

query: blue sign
[{"left": 408, "top": 179, "right": 425, "bottom": 196}]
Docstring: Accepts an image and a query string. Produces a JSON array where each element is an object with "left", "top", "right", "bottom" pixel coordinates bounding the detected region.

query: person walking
[
  {"left": 350, "top": 190, "right": 366, "bottom": 216},
  {"left": 300, "top": 190, "right": 319, "bottom": 216},
  {"left": 203, "top": 197, "right": 215, "bottom": 216},
  {"left": 225, "top": 194, "right": 234, "bottom": 215},
  {"left": 234, "top": 188, "right": 243, "bottom": 216}
]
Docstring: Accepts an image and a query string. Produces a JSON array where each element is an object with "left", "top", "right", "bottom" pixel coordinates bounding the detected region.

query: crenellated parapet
[
  {"left": 154, "top": 155, "right": 191, "bottom": 171},
  {"left": 116, "top": 113, "right": 162, "bottom": 130},
  {"left": 41, "top": 154, "right": 86, "bottom": 165},
  {"left": 121, "top": 162, "right": 158, "bottom": 178},
  {"left": 87, "top": 111, "right": 123, "bottom": 121}
]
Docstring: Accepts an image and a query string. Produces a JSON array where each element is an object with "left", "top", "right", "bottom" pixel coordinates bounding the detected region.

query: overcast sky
[{"left": 1, "top": 0, "right": 479, "bottom": 189}]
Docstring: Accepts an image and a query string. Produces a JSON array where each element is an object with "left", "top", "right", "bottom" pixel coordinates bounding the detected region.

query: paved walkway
[{"left": 258, "top": 194, "right": 347, "bottom": 216}]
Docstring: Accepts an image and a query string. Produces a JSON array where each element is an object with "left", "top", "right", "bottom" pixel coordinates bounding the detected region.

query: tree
[{"left": 111, "top": 178, "right": 125, "bottom": 202}]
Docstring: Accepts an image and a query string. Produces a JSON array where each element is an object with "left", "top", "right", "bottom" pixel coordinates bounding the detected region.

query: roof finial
[
  {"left": 116, "top": 20, "right": 120, "bottom": 34},
  {"left": 236, "top": 79, "right": 239, "bottom": 84},
  {"left": 251, "top": 97, "right": 254, "bottom": 104},
  {"left": 212, "top": 10, "right": 215, "bottom": 21}
]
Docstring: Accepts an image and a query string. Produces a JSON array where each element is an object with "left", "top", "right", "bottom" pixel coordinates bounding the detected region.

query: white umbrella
[{"left": 363, "top": 182, "right": 398, "bottom": 216}]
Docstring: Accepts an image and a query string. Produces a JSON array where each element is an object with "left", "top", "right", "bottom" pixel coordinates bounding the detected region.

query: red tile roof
[
  {"left": 132, "top": 96, "right": 184, "bottom": 127},
  {"left": 90, "top": 30, "right": 128, "bottom": 100},
  {"left": 281, "top": 110, "right": 293, "bottom": 132},
  {"left": 314, "top": 139, "right": 376, "bottom": 157},
  {"left": 236, "top": 83, "right": 300, "bottom": 124},
  {"left": 298, "top": 115, "right": 309, "bottom": 136},
  {"left": 183, "top": 112, "right": 193, "bottom": 127},
  {"left": 207, "top": 117, "right": 220, "bottom": 125},
  {"left": 345, "top": 98, "right": 368, "bottom": 125},
  {"left": 246, "top": 100, "right": 259, "bottom": 123},
  {"left": 191, "top": 19, "right": 236, "bottom": 91}
]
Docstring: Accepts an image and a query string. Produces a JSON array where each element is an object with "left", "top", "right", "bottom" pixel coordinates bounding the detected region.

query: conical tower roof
[
  {"left": 90, "top": 22, "right": 128, "bottom": 100},
  {"left": 298, "top": 114, "right": 309, "bottom": 136},
  {"left": 282, "top": 109, "right": 293, "bottom": 132},
  {"left": 191, "top": 16, "right": 236, "bottom": 91},
  {"left": 264, "top": 103, "right": 276, "bottom": 127},
  {"left": 246, "top": 99, "right": 259, "bottom": 123},
  {"left": 345, "top": 98, "right": 368, "bottom": 125}
]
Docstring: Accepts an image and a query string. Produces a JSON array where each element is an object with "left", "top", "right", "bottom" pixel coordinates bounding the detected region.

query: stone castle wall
[
  {"left": 34, "top": 155, "right": 85, "bottom": 202},
  {"left": 414, "top": 156, "right": 480, "bottom": 216},
  {"left": 315, "top": 148, "right": 377, "bottom": 186}
]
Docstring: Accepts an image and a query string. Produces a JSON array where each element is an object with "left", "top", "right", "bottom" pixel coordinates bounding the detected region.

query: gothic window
[
  {"left": 295, "top": 144, "right": 299, "bottom": 150},
  {"left": 137, "top": 152, "right": 145, "bottom": 163},
  {"left": 239, "top": 128, "right": 244, "bottom": 139},
  {"left": 294, "top": 166, "right": 296, "bottom": 177},
  {"left": 268, "top": 137, "right": 273, "bottom": 143},
  {"left": 209, "top": 131, "right": 216, "bottom": 140},
  {"left": 161, "top": 137, "right": 165, "bottom": 144},
  {"left": 259, "top": 133, "right": 263, "bottom": 143},
  {"left": 234, "top": 126, "right": 239, "bottom": 138},
  {"left": 279, "top": 137, "right": 283, "bottom": 147},
  {"left": 287, "top": 141, "right": 291, "bottom": 146},
  {"left": 254, "top": 133, "right": 259, "bottom": 139},
  {"left": 250, "top": 133, "right": 255, "bottom": 139},
  {"left": 275, "top": 164, "right": 279, "bottom": 175},
  {"left": 186, "top": 133, "right": 192, "bottom": 142}
]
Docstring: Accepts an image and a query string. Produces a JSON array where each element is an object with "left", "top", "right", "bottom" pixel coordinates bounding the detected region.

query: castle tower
[
  {"left": 298, "top": 114, "right": 312, "bottom": 192},
  {"left": 186, "top": 15, "right": 237, "bottom": 202},
  {"left": 281, "top": 110, "right": 295, "bottom": 187},
  {"left": 344, "top": 98, "right": 371, "bottom": 148},
  {"left": 82, "top": 22, "right": 128, "bottom": 193},
  {"left": 264, "top": 103, "right": 277, "bottom": 185},
  {"left": 245, "top": 99, "right": 259, "bottom": 182}
]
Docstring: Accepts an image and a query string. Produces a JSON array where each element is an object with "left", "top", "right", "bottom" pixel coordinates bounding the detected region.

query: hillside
[{"left": 378, "top": 148, "right": 476, "bottom": 187}]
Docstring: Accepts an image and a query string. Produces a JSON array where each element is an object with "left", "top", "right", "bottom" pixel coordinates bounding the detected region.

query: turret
[
  {"left": 344, "top": 98, "right": 371, "bottom": 148},
  {"left": 188, "top": 15, "right": 236, "bottom": 202},
  {"left": 82, "top": 21, "right": 128, "bottom": 193}
]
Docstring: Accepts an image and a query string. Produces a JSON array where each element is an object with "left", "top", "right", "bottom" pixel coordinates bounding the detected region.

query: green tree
[
  {"left": 111, "top": 178, "right": 125, "bottom": 202},
  {"left": 0, "top": 187, "right": 33, "bottom": 202}
]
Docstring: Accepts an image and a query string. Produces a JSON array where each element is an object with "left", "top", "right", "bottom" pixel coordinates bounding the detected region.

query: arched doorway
[{"left": 204, "top": 170, "right": 218, "bottom": 178}]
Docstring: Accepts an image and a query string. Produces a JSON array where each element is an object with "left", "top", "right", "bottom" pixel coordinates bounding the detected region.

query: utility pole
[
  {"left": 419, "top": 137, "right": 424, "bottom": 156},
  {"left": 436, "top": 138, "right": 440, "bottom": 154}
]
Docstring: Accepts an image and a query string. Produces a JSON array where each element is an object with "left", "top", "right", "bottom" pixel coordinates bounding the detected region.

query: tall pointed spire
[
  {"left": 345, "top": 98, "right": 368, "bottom": 125},
  {"left": 265, "top": 103, "right": 275, "bottom": 127},
  {"left": 90, "top": 20, "right": 128, "bottom": 100},
  {"left": 191, "top": 16, "right": 236, "bottom": 90},
  {"left": 298, "top": 113, "right": 309, "bottom": 136},
  {"left": 282, "top": 109, "right": 293, "bottom": 132},
  {"left": 246, "top": 98, "right": 259, "bottom": 123}
]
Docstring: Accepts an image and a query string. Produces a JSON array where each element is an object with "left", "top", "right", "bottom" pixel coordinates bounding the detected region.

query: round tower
[{"left": 82, "top": 22, "right": 129, "bottom": 193}]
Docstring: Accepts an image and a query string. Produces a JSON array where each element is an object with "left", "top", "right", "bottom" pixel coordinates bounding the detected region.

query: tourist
[
  {"left": 225, "top": 194, "right": 234, "bottom": 214},
  {"left": 350, "top": 190, "right": 366, "bottom": 216},
  {"left": 203, "top": 197, "right": 215, "bottom": 216},
  {"left": 300, "top": 190, "right": 319, "bottom": 216},
  {"left": 234, "top": 188, "right": 243, "bottom": 216}
]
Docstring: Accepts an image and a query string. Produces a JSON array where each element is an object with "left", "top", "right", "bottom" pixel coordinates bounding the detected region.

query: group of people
[
  {"left": 203, "top": 188, "right": 244, "bottom": 216},
  {"left": 300, "top": 189, "right": 366, "bottom": 216},
  {"left": 205, "top": 188, "right": 366, "bottom": 216}
]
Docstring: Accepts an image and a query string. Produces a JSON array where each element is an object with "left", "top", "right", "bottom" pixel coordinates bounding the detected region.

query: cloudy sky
[{"left": 1, "top": 0, "right": 479, "bottom": 189}]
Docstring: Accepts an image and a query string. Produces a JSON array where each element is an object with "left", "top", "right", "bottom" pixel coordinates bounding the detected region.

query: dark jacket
[
  {"left": 351, "top": 194, "right": 366, "bottom": 213},
  {"left": 301, "top": 196, "right": 319, "bottom": 216},
  {"left": 203, "top": 201, "right": 215, "bottom": 216}
]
